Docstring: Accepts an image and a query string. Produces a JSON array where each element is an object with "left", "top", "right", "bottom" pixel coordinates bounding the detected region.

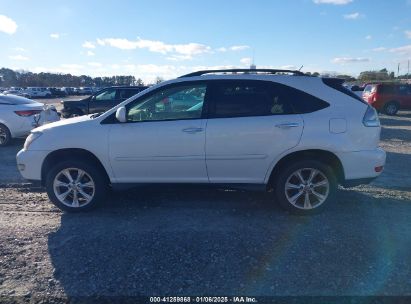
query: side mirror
[{"left": 115, "top": 106, "right": 127, "bottom": 123}]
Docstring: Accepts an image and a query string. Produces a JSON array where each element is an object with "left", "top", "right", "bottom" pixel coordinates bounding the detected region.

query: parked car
[
  {"left": 48, "top": 88, "right": 67, "bottom": 98},
  {"left": 363, "top": 83, "right": 411, "bottom": 115},
  {"left": 0, "top": 94, "right": 46, "bottom": 146},
  {"left": 3, "top": 89, "right": 30, "bottom": 98},
  {"left": 78, "top": 87, "right": 93, "bottom": 95},
  {"left": 17, "top": 69, "right": 385, "bottom": 214},
  {"left": 61, "top": 87, "right": 76, "bottom": 95},
  {"left": 22, "top": 87, "right": 52, "bottom": 98},
  {"left": 350, "top": 85, "right": 364, "bottom": 98},
  {"left": 47, "top": 88, "right": 67, "bottom": 98},
  {"left": 61, "top": 86, "right": 148, "bottom": 118}
]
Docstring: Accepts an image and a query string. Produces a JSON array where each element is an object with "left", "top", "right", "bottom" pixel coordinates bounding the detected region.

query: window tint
[
  {"left": 322, "top": 78, "right": 366, "bottom": 103},
  {"left": 126, "top": 84, "right": 206, "bottom": 122},
  {"left": 210, "top": 80, "right": 328, "bottom": 118},
  {"left": 379, "top": 85, "right": 396, "bottom": 94},
  {"left": 95, "top": 89, "right": 116, "bottom": 101},
  {"left": 284, "top": 84, "right": 330, "bottom": 114},
  {"left": 210, "top": 81, "right": 294, "bottom": 118},
  {"left": 398, "top": 85, "right": 411, "bottom": 95},
  {"left": 118, "top": 89, "right": 138, "bottom": 100}
]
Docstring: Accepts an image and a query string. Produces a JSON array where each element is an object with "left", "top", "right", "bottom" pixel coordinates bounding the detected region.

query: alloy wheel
[
  {"left": 284, "top": 168, "right": 330, "bottom": 210},
  {"left": 53, "top": 168, "right": 95, "bottom": 208},
  {"left": 0, "top": 128, "right": 8, "bottom": 145}
]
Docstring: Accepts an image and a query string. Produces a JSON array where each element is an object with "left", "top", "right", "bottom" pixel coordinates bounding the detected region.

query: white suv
[
  {"left": 16, "top": 69, "right": 386, "bottom": 214},
  {"left": 23, "top": 87, "right": 52, "bottom": 98}
]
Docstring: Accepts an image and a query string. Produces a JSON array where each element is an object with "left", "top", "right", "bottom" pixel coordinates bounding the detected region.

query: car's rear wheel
[
  {"left": 274, "top": 160, "right": 336, "bottom": 215},
  {"left": 383, "top": 101, "right": 399, "bottom": 116},
  {"left": 0, "top": 124, "right": 11, "bottom": 147},
  {"left": 45, "top": 160, "right": 108, "bottom": 212}
]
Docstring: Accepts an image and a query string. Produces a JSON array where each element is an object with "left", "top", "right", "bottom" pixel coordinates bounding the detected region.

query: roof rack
[{"left": 179, "top": 69, "right": 306, "bottom": 78}]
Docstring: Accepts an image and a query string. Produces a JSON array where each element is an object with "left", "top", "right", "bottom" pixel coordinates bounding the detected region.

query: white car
[
  {"left": 16, "top": 69, "right": 386, "bottom": 214},
  {"left": 22, "top": 87, "right": 52, "bottom": 98},
  {"left": 0, "top": 94, "right": 44, "bottom": 146}
]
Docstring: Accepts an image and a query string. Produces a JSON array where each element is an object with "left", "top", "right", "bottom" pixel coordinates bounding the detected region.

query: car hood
[
  {"left": 62, "top": 97, "right": 89, "bottom": 104},
  {"left": 33, "top": 114, "right": 92, "bottom": 132}
]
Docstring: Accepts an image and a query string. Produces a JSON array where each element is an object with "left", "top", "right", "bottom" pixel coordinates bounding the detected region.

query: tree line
[{"left": 0, "top": 68, "right": 146, "bottom": 88}]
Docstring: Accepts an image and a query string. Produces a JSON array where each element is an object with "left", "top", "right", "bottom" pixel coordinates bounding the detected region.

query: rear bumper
[{"left": 337, "top": 148, "right": 386, "bottom": 181}]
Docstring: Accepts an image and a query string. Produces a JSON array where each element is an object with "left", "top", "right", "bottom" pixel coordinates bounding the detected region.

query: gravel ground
[{"left": 0, "top": 111, "right": 410, "bottom": 301}]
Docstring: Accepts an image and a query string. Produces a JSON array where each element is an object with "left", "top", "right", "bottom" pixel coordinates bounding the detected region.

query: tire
[
  {"left": 0, "top": 124, "right": 11, "bottom": 147},
  {"left": 45, "top": 160, "right": 108, "bottom": 212},
  {"left": 383, "top": 101, "right": 399, "bottom": 116},
  {"left": 274, "top": 160, "right": 336, "bottom": 215}
]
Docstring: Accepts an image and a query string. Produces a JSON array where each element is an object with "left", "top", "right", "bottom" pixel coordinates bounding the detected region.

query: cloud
[
  {"left": 61, "top": 64, "right": 83, "bottom": 69},
  {"left": 372, "top": 47, "right": 386, "bottom": 52},
  {"left": 50, "top": 33, "right": 60, "bottom": 39},
  {"left": 405, "top": 30, "right": 411, "bottom": 39},
  {"left": 313, "top": 0, "right": 353, "bottom": 5},
  {"left": 240, "top": 57, "right": 252, "bottom": 65},
  {"left": 13, "top": 47, "right": 26, "bottom": 52},
  {"left": 82, "top": 41, "right": 96, "bottom": 49},
  {"left": 9, "top": 54, "right": 29, "bottom": 61},
  {"left": 389, "top": 45, "right": 411, "bottom": 56},
  {"left": 230, "top": 45, "right": 250, "bottom": 51},
  {"left": 88, "top": 62, "right": 102, "bottom": 67},
  {"left": 343, "top": 12, "right": 362, "bottom": 19},
  {"left": 0, "top": 15, "right": 17, "bottom": 34},
  {"left": 216, "top": 47, "right": 227, "bottom": 52},
  {"left": 332, "top": 57, "right": 370, "bottom": 64},
  {"left": 365, "top": 35, "right": 372, "bottom": 40},
  {"left": 97, "top": 37, "right": 212, "bottom": 59},
  {"left": 86, "top": 50, "right": 95, "bottom": 56}
]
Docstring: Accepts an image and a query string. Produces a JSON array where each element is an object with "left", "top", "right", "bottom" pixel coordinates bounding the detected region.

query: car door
[
  {"left": 398, "top": 85, "right": 411, "bottom": 109},
  {"left": 108, "top": 82, "right": 209, "bottom": 183},
  {"left": 205, "top": 80, "right": 304, "bottom": 184},
  {"left": 88, "top": 88, "right": 118, "bottom": 113}
]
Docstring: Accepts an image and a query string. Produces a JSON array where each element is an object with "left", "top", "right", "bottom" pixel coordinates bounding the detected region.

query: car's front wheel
[
  {"left": 274, "top": 160, "right": 336, "bottom": 215},
  {"left": 45, "top": 160, "right": 108, "bottom": 212}
]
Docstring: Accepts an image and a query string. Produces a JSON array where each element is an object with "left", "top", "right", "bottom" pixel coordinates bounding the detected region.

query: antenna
[
  {"left": 299, "top": 65, "right": 304, "bottom": 71},
  {"left": 250, "top": 48, "right": 256, "bottom": 70}
]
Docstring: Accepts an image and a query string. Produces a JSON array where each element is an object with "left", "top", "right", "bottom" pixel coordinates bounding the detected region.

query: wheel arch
[
  {"left": 41, "top": 148, "right": 110, "bottom": 186},
  {"left": 267, "top": 149, "right": 345, "bottom": 189}
]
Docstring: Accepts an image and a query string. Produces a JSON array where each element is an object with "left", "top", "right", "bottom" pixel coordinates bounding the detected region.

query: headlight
[{"left": 24, "top": 132, "right": 42, "bottom": 150}]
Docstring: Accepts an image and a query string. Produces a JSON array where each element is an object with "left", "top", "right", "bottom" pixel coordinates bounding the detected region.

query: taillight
[
  {"left": 363, "top": 106, "right": 380, "bottom": 127},
  {"left": 14, "top": 110, "right": 41, "bottom": 117}
]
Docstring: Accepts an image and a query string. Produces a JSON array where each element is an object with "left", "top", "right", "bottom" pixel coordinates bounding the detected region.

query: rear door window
[{"left": 209, "top": 81, "right": 294, "bottom": 118}]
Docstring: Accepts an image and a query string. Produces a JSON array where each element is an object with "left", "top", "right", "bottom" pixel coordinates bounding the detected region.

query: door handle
[
  {"left": 182, "top": 127, "right": 203, "bottom": 134},
  {"left": 275, "top": 122, "right": 300, "bottom": 129}
]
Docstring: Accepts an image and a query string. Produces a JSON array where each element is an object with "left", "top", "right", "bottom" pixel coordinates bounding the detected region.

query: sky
[{"left": 0, "top": 0, "right": 411, "bottom": 83}]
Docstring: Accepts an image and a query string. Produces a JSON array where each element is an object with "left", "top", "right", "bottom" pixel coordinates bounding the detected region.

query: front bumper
[{"left": 16, "top": 149, "right": 50, "bottom": 181}]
